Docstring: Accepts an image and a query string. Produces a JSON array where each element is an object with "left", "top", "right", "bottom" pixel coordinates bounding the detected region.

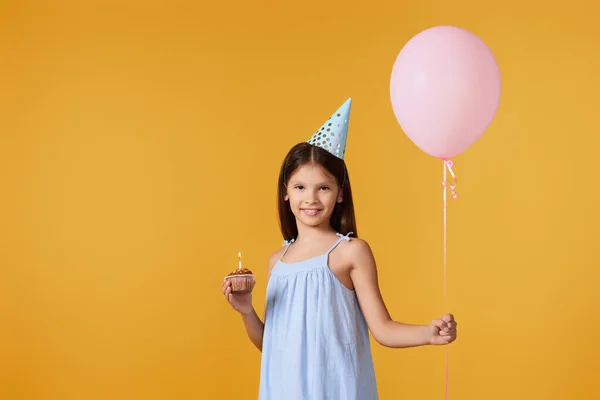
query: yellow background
[{"left": 1, "top": 0, "right": 599, "bottom": 399}]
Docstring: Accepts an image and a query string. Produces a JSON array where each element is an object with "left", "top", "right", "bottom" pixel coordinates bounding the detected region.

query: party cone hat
[{"left": 307, "top": 98, "right": 352, "bottom": 160}]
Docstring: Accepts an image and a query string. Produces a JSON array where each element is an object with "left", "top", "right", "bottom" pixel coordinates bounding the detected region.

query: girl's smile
[{"left": 301, "top": 208, "right": 323, "bottom": 216}]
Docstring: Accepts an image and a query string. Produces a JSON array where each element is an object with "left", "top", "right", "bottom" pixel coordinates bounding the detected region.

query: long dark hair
[{"left": 277, "top": 142, "right": 357, "bottom": 241}]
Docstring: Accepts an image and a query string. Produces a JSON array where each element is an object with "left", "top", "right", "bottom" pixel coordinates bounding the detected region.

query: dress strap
[
  {"left": 325, "top": 232, "right": 353, "bottom": 255},
  {"left": 280, "top": 238, "right": 295, "bottom": 259}
]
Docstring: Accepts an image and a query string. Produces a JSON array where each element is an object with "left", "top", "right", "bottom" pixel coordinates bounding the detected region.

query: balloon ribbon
[{"left": 442, "top": 159, "right": 457, "bottom": 399}]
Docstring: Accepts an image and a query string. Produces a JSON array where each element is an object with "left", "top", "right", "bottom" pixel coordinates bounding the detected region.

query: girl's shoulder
[
  {"left": 334, "top": 236, "right": 376, "bottom": 272},
  {"left": 268, "top": 246, "right": 286, "bottom": 267},
  {"left": 265, "top": 246, "right": 286, "bottom": 276},
  {"left": 340, "top": 236, "right": 373, "bottom": 258}
]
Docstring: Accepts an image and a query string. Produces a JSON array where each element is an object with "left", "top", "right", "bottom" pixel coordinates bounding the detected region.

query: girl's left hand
[{"left": 426, "top": 313, "right": 457, "bottom": 345}]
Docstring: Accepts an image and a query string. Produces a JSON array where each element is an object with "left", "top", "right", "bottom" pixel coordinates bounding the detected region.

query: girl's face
[{"left": 284, "top": 163, "right": 342, "bottom": 229}]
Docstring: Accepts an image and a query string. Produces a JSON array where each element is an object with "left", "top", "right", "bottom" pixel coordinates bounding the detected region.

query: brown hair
[{"left": 277, "top": 142, "right": 357, "bottom": 241}]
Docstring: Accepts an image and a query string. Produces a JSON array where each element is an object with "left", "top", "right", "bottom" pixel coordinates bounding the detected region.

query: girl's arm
[
  {"left": 348, "top": 239, "right": 456, "bottom": 348},
  {"left": 239, "top": 249, "right": 283, "bottom": 351},
  {"left": 240, "top": 307, "right": 265, "bottom": 351}
]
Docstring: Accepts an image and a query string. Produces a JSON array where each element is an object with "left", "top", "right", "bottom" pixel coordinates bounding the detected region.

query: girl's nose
[{"left": 304, "top": 195, "right": 318, "bottom": 204}]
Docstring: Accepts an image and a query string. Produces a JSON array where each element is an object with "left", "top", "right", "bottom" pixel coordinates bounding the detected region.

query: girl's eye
[{"left": 293, "top": 185, "right": 329, "bottom": 190}]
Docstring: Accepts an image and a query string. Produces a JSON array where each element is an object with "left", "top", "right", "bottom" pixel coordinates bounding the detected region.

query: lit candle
[{"left": 238, "top": 252, "right": 242, "bottom": 270}]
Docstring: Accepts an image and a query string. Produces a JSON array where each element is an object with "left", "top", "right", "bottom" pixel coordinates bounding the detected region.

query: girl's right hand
[{"left": 221, "top": 279, "right": 255, "bottom": 315}]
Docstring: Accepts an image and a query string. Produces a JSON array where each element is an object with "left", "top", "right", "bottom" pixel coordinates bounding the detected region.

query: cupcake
[
  {"left": 225, "top": 252, "right": 254, "bottom": 294},
  {"left": 225, "top": 267, "right": 254, "bottom": 294}
]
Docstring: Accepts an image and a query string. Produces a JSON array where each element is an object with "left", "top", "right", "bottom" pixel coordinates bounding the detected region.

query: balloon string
[{"left": 442, "top": 159, "right": 457, "bottom": 400}]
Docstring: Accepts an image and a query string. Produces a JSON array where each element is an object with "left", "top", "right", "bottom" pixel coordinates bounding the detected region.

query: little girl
[{"left": 221, "top": 99, "right": 457, "bottom": 399}]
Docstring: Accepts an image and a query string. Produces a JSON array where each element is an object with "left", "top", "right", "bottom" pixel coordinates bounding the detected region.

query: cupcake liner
[{"left": 225, "top": 274, "right": 255, "bottom": 294}]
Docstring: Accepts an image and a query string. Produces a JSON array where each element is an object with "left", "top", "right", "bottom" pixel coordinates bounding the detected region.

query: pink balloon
[{"left": 390, "top": 26, "right": 501, "bottom": 159}]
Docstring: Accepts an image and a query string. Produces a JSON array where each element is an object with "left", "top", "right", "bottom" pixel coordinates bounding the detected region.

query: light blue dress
[{"left": 258, "top": 232, "right": 378, "bottom": 399}]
